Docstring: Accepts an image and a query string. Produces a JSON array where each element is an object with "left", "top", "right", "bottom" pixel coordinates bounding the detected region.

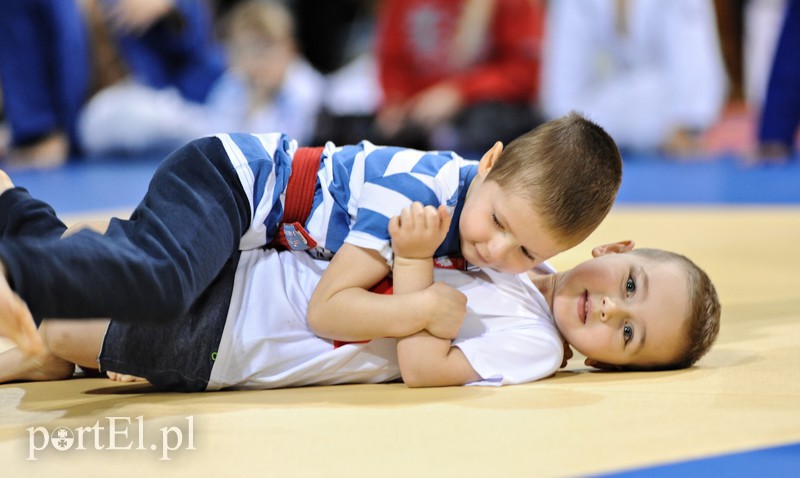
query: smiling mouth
[
  {"left": 579, "top": 290, "right": 588, "bottom": 324},
  {"left": 473, "top": 247, "right": 488, "bottom": 265}
]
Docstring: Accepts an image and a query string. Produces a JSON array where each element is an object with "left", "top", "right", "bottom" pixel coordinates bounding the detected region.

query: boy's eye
[
  {"left": 625, "top": 276, "right": 636, "bottom": 296},
  {"left": 491, "top": 213, "right": 504, "bottom": 230},
  {"left": 520, "top": 246, "right": 534, "bottom": 262},
  {"left": 623, "top": 322, "right": 633, "bottom": 344}
]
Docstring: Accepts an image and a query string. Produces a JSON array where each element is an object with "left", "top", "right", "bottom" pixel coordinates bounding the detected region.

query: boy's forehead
[
  {"left": 635, "top": 253, "right": 688, "bottom": 279},
  {"left": 635, "top": 255, "right": 689, "bottom": 296},
  {"left": 635, "top": 258, "right": 692, "bottom": 365}
]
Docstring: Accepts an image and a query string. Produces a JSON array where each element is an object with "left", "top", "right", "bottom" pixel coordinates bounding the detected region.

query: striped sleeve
[{"left": 344, "top": 146, "right": 465, "bottom": 264}]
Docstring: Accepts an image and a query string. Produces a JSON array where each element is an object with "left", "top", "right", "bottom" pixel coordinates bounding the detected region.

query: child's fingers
[
  {"left": 398, "top": 202, "right": 448, "bottom": 233},
  {"left": 408, "top": 202, "right": 431, "bottom": 229},
  {"left": 437, "top": 205, "right": 452, "bottom": 233},
  {"left": 423, "top": 205, "right": 440, "bottom": 230},
  {"left": 401, "top": 204, "right": 415, "bottom": 228},
  {"left": 388, "top": 214, "right": 401, "bottom": 236},
  {"left": 410, "top": 201, "right": 425, "bottom": 223}
]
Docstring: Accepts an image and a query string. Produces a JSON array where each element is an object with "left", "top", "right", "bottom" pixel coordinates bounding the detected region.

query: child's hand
[
  {"left": 389, "top": 202, "right": 451, "bottom": 260},
  {"left": 422, "top": 282, "right": 467, "bottom": 339},
  {"left": 388, "top": 203, "right": 461, "bottom": 340}
]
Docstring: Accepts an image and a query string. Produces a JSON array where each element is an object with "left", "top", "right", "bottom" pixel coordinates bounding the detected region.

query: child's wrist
[{"left": 392, "top": 255, "right": 432, "bottom": 269}]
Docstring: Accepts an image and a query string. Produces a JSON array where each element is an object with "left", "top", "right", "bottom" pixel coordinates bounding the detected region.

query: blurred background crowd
[{"left": 0, "top": 0, "right": 797, "bottom": 169}]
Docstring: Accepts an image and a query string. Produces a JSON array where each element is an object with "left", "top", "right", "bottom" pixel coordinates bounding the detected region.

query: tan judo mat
[{"left": 1, "top": 206, "right": 799, "bottom": 477}]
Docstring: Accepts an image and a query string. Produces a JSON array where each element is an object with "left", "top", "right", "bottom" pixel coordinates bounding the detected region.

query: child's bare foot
[
  {"left": 0, "top": 264, "right": 44, "bottom": 357},
  {"left": 106, "top": 371, "right": 147, "bottom": 383},
  {"left": 0, "top": 346, "right": 75, "bottom": 383},
  {"left": 0, "top": 169, "right": 13, "bottom": 195}
]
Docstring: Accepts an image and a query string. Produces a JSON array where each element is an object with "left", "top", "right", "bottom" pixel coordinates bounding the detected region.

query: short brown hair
[
  {"left": 486, "top": 112, "right": 622, "bottom": 247},
  {"left": 628, "top": 248, "right": 722, "bottom": 371}
]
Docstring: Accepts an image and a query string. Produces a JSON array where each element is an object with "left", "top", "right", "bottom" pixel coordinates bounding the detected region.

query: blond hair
[{"left": 486, "top": 112, "right": 622, "bottom": 248}]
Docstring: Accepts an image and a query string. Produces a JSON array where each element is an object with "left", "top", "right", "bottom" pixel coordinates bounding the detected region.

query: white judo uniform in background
[
  {"left": 207, "top": 250, "right": 563, "bottom": 390},
  {"left": 541, "top": 0, "right": 727, "bottom": 151}
]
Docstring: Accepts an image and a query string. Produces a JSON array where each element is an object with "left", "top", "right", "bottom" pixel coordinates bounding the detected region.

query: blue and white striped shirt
[{"left": 215, "top": 132, "right": 479, "bottom": 264}]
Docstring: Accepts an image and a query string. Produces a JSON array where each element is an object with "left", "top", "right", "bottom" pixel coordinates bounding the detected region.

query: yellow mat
[{"left": 1, "top": 206, "right": 799, "bottom": 477}]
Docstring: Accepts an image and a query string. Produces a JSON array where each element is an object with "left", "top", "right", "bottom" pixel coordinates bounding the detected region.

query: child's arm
[
  {"left": 388, "top": 203, "right": 481, "bottom": 387},
  {"left": 307, "top": 242, "right": 467, "bottom": 342},
  {"left": 307, "top": 205, "right": 467, "bottom": 342}
]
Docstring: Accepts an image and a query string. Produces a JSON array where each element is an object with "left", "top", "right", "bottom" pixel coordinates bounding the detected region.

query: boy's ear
[
  {"left": 591, "top": 240, "right": 635, "bottom": 258},
  {"left": 477, "top": 141, "right": 504, "bottom": 176},
  {"left": 585, "top": 358, "right": 624, "bottom": 371}
]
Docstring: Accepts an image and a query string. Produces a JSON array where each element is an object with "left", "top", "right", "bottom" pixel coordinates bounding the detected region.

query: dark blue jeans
[
  {"left": 100, "top": 250, "right": 239, "bottom": 392},
  {"left": 0, "top": 137, "right": 248, "bottom": 391},
  {"left": 0, "top": 136, "right": 250, "bottom": 325}
]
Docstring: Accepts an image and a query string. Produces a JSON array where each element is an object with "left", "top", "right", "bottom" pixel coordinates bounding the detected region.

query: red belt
[{"left": 269, "top": 146, "right": 324, "bottom": 251}]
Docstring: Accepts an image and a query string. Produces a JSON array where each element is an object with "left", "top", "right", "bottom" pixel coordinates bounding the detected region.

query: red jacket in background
[{"left": 376, "top": 0, "right": 544, "bottom": 108}]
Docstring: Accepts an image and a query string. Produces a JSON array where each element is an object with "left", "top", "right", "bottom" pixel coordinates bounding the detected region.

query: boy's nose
[
  {"left": 488, "top": 235, "right": 513, "bottom": 259},
  {"left": 599, "top": 297, "right": 624, "bottom": 323}
]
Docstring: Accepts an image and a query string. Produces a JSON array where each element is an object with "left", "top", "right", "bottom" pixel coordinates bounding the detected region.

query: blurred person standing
[
  {"left": 757, "top": 0, "right": 800, "bottom": 161},
  {"left": 373, "top": 0, "right": 545, "bottom": 155},
  {"left": 541, "top": 0, "right": 727, "bottom": 156},
  {"left": 695, "top": 0, "right": 789, "bottom": 158},
  {"left": 0, "top": 0, "right": 91, "bottom": 168}
]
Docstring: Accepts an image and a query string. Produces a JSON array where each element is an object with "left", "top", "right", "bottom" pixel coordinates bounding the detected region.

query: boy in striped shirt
[{"left": 0, "top": 112, "right": 621, "bottom": 358}]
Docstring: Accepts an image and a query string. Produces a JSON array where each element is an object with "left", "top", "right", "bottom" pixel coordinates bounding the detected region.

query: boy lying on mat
[{"left": 0, "top": 203, "right": 720, "bottom": 389}]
